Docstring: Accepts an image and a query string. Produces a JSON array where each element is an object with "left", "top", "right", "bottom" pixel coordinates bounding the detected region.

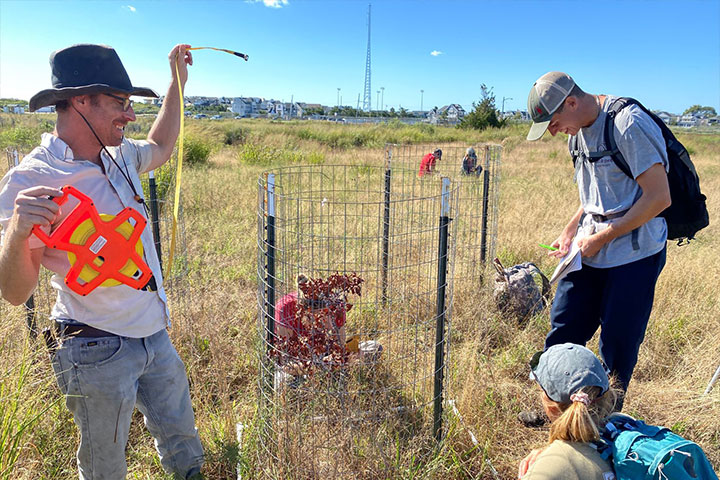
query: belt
[
  {"left": 591, "top": 209, "right": 629, "bottom": 223},
  {"left": 55, "top": 322, "right": 117, "bottom": 338}
]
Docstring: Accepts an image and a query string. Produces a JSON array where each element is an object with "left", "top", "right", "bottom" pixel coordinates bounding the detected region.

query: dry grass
[{"left": 1, "top": 114, "right": 719, "bottom": 478}]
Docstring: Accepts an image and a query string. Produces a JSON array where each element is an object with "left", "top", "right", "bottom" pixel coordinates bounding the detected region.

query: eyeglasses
[{"left": 104, "top": 93, "right": 134, "bottom": 112}]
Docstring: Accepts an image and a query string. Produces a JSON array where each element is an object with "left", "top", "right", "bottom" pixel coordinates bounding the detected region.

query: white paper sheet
[{"left": 549, "top": 240, "right": 582, "bottom": 284}]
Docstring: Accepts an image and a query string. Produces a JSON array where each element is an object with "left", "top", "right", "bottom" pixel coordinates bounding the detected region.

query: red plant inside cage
[{"left": 272, "top": 272, "right": 363, "bottom": 374}]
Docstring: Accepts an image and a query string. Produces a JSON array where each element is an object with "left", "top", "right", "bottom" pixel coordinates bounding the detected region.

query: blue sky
[{"left": 1, "top": 0, "right": 718, "bottom": 114}]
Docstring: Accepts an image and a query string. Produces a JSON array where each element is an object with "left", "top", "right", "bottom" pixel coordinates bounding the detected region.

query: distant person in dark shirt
[{"left": 461, "top": 147, "right": 482, "bottom": 176}]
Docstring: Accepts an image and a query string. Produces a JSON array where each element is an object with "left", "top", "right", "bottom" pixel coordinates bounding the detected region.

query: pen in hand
[{"left": 539, "top": 243, "right": 559, "bottom": 251}]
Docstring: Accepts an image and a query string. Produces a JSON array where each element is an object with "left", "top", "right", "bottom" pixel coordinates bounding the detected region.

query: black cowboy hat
[{"left": 29, "top": 44, "right": 158, "bottom": 112}]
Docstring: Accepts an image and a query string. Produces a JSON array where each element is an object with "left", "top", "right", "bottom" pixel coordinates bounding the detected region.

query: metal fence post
[
  {"left": 263, "top": 174, "right": 277, "bottom": 397},
  {"left": 24, "top": 296, "right": 37, "bottom": 339},
  {"left": 382, "top": 147, "right": 392, "bottom": 306},
  {"left": 480, "top": 145, "right": 491, "bottom": 263},
  {"left": 433, "top": 177, "right": 451, "bottom": 442}
]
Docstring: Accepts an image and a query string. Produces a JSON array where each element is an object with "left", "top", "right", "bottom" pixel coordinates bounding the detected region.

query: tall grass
[{"left": 0, "top": 113, "right": 718, "bottom": 478}]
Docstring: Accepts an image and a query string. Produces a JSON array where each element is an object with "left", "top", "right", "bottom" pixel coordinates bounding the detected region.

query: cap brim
[{"left": 527, "top": 120, "right": 550, "bottom": 141}]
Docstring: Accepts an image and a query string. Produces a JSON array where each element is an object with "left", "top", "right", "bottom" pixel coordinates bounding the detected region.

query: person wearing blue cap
[
  {"left": 518, "top": 343, "right": 619, "bottom": 479},
  {"left": 0, "top": 44, "right": 203, "bottom": 478}
]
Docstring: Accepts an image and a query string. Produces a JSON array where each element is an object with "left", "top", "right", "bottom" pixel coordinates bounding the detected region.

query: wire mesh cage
[
  {"left": 385, "top": 144, "right": 502, "bottom": 293},
  {"left": 257, "top": 164, "right": 459, "bottom": 478}
]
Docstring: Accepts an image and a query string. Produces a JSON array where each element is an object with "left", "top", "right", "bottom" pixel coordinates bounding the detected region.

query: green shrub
[
  {"left": 238, "top": 143, "right": 274, "bottom": 166},
  {"left": 237, "top": 143, "right": 325, "bottom": 166},
  {"left": 223, "top": 127, "right": 248, "bottom": 146},
  {"left": 0, "top": 126, "right": 41, "bottom": 151},
  {"left": 183, "top": 136, "right": 212, "bottom": 166}
]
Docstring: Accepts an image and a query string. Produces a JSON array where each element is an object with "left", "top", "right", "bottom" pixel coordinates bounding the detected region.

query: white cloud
[
  {"left": 124, "top": 5, "right": 136, "bottom": 12},
  {"left": 247, "top": 0, "right": 288, "bottom": 8},
  {"left": 430, "top": 50, "right": 443, "bottom": 57}
]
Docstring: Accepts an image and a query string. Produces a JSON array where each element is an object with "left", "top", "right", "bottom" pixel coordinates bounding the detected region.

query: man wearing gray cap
[
  {"left": 0, "top": 44, "right": 203, "bottom": 478},
  {"left": 526, "top": 72, "right": 671, "bottom": 402}
]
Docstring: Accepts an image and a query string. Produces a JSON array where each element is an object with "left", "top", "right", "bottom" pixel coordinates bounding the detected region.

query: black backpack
[{"left": 571, "top": 97, "right": 709, "bottom": 244}]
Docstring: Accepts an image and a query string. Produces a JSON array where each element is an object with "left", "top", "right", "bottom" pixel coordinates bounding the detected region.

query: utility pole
[
  {"left": 502, "top": 96, "right": 513, "bottom": 115},
  {"left": 376, "top": 90, "right": 380, "bottom": 111},
  {"left": 380, "top": 87, "right": 384, "bottom": 112},
  {"left": 420, "top": 89, "right": 424, "bottom": 113},
  {"left": 337, "top": 88, "right": 341, "bottom": 108}
]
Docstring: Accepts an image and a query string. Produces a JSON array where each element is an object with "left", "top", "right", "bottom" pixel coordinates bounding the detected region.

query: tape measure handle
[
  {"left": 31, "top": 186, "right": 70, "bottom": 245},
  {"left": 31, "top": 185, "right": 92, "bottom": 247}
]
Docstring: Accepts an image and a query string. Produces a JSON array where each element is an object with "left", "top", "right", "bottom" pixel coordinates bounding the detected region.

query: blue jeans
[
  {"left": 51, "top": 328, "right": 204, "bottom": 479},
  {"left": 546, "top": 247, "right": 666, "bottom": 392}
]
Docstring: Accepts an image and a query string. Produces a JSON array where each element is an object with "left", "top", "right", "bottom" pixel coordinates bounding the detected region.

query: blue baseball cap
[{"left": 529, "top": 343, "right": 609, "bottom": 403}]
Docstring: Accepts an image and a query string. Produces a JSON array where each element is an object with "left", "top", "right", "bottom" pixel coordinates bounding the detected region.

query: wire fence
[
  {"left": 386, "top": 143, "right": 502, "bottom": 298},
  {"left": 257, "top": 164, "right": 459, "bottom": 477}
]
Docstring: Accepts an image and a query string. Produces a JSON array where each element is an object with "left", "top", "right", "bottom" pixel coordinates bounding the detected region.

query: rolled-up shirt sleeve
[{"left": 0, "top": 169, "right": 49, "bottom": 250}]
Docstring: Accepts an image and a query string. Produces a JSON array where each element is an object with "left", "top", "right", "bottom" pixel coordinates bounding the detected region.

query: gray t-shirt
[{"left": 572, "top": 95, "right": 668, "bottom": 268}]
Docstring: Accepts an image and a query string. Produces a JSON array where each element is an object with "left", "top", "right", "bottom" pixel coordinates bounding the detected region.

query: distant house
[
  {"left": 266, "top": 100, "right": 284, "bottom": 117},
  {"left": 231, "top": 98, "right": 253, "bottom": 117},
  {"left": 289, "top": 102, "right": 305, "bottom": 118},
  {"left": 429, "top": 104, "right": 466, "bottom": 125},
  {"left": 655, "top": 111, "right": 674, "bottom": 125},
  {"left": 502, "top": 109, "right": 530, "bottom": 121},
  {"left": 678, "top": 114, "right": 700, "bottom": 128},
  {"left": 3, "top": 104, "right": 25, "bottom": 114}
]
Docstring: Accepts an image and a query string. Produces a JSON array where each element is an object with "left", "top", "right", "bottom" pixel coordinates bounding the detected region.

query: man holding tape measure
[{"left": 0, "top": 44, "right": 203, "bottom": 478}]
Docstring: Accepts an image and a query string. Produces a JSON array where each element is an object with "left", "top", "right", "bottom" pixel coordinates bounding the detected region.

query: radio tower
[{"left": 362, "top": 4, "right": 372, "bottom": 112}]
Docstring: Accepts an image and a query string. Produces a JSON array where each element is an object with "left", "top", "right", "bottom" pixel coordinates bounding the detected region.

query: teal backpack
[{"left": 598, "top": 414, "right": 718, "bottom": 480}]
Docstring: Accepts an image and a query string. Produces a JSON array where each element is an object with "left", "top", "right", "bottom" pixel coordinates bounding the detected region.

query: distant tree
[
  {"left": 399, "top": 107, "right": 408, "bottom": 117},
  {"left": 0, "top": 98, "right": 28, "bottom": 108},
  {"left": 132, "top": 102, "right": 160, "bottom": 115},
  {"left": 458, "top": 84, "right": 505, "bottom": 130},
  {"left": 304, "top": 106, "right": 324, "bottom": 116},
  {"left": 683, "top": 105, "right": 717, "bottom": 117}
]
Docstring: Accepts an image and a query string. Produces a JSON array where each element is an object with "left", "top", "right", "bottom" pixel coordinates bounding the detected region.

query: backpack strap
[
  {"left": 603, "top": 97, "right": 635, "bottom": 179},
  {"left": 596, "top": 413, "right": 640, "bottom": 460}
]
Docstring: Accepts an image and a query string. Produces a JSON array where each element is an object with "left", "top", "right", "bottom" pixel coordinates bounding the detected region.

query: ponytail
[{"left": 545, "top": 386, "right": 617, "bottom": 444}]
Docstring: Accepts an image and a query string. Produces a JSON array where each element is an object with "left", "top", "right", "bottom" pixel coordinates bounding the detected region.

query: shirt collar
[{"left": 40, "top": 132, "right": 75, "bottom": 161}]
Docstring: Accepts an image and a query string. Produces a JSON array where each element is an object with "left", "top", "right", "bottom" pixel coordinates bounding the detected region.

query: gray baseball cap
[
  {"left": 529, "top": 343, "right": 609, "bottom": 403},
  {"left": 526, "top": 71, "right": 575, "bottom": 141}
]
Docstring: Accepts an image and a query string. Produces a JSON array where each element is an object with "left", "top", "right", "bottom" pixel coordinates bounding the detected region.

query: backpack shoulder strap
[
  {"left": 569, "top": 135, "right": 580, "bottom": 167},
  {"left": 604, "top": 97, "right": 635, "bottom": 179}
]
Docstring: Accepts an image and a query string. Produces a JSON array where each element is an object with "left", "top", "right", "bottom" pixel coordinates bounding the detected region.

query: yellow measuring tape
[{"left": 166, "top": 46, "right": 248, "bottom": 274}]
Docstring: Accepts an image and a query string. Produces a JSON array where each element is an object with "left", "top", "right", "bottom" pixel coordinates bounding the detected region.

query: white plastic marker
[{"left": 167, "top": 47, "right": 249, "bottom": 272}]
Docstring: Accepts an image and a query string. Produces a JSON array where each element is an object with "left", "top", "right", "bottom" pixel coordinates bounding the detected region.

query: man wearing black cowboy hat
[{"left": 0, "top": 44, "right": 204, "bottom": 478}]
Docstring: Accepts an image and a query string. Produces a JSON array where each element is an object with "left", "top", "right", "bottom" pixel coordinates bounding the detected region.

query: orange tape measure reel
[{"left": 32, "top": 185, "right": 152, "bottom": 296}]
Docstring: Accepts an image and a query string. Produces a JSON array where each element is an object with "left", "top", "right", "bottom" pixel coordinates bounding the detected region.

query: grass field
[{"left": 1, "top": 113, "right": 718, "bottom": 479}]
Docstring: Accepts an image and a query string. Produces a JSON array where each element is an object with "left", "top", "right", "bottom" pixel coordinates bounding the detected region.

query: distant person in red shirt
[{"left": 418, "top": 148, "right": 442, "bottom": 177}]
